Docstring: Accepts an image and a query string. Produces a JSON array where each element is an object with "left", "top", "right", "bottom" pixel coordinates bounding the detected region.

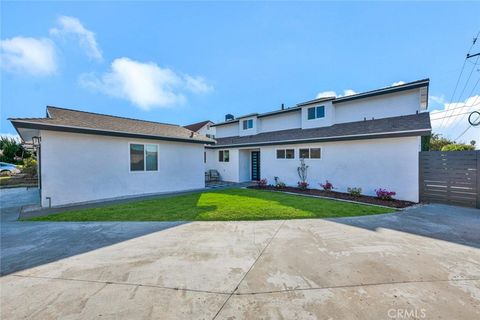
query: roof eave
[
  {"left": 207, "top": 128, "right": 432, "bottom": 149},
  {"left": 10, "top": 120, "right": 214, "bottom": 145}
]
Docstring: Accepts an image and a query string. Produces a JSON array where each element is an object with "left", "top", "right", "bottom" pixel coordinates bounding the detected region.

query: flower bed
[{"left": 248, "top": 185, "right": 415, "bottom": 208}]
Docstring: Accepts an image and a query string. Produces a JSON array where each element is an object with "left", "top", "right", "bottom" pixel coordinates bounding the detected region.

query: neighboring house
[
  {"left": 184, "top": 120, "right": 216, "bottom": 166},
  {"left": 205, "top": 79, "right": 431, "bottom": 202},
  {"left": 10, "top": 106, "right": 213, "bottom": 207},
  {"left": 184, "top": 120, "right": 216, "bottom": 139}
]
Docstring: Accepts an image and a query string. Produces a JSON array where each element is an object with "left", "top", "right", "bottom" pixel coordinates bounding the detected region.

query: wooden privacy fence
[{"left": 419, "top": 151, "right": 479, "bottom": 208}]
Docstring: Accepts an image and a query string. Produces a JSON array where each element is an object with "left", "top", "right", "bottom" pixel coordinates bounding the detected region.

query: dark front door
[{"left": 251, "top": 151, "right": 260, "bottom": 181}]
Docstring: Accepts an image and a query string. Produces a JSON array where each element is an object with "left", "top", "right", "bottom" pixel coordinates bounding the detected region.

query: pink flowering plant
[
  {"left": 256, "top": 178, "right": 268, "bottom": 188},
  {"left": 320, "top": 180, "right": 334, "bottom": 191},
  {"left": 297, "top": 181, "right": 309, "bottom": 190},
  {"left": 375, "top": 188, "right": 396, "bottom": 200}
]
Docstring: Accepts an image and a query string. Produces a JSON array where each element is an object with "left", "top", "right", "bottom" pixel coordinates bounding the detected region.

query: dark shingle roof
[
  {"left": 10, "top": 106, "right": 214, "bottom": 144},
  {"left": 184, "top": 120, "right": 212, "bottom": 132},
  {"left": 210, "top": 113, "right": 431, "bottom": 148}
]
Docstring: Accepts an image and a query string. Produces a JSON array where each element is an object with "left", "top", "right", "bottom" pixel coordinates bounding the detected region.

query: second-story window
[
  {"left": 307, "top": 106, "right": 325, "bottom": 120},
  {"left": 242, "top": 119, "right": 254, "bottom": 130}
]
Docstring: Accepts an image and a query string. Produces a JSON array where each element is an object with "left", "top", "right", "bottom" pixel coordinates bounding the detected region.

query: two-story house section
[{"left": 205, "top": 79, "right": 431, "bottom": 202}]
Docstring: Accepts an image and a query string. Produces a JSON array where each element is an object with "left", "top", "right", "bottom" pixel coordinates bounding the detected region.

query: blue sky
[{"left": 1, "top": 1, "right": 479, "bottom": 144}]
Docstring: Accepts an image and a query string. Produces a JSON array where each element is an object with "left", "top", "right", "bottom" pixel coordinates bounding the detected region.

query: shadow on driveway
[
  {"left": 331, "top": 204, "right": 480, "bottom": 249},
  {"left": 0, "top": 188, "right": 188, "bottom": 276}
]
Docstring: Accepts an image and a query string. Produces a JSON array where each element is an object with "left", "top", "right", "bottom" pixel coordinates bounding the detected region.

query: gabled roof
[
  {"left": 184, "top": 120, "right": 212, "bottom": 132},
  {"left": 211, "top": 79, "right": 430, "bottom": 127},
  {"left": 10, "top": 106, "right": 214, "bottom": 144},
  {"left": 209, "top": 113, "right": 431, "bottom": 148}
]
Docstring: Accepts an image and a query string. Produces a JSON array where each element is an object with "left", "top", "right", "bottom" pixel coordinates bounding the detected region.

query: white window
[
  {"left": 130, "top": 143, "right": 158, "bottom": 171},
  {"left": 276, "top": 149, "right": 295, "bottom": 159},
  {"left": 242, "top": 119, "right": 254, "bottom": 130},
  {"left": 219, "top": 150, "right": 230, "bottom": 162},
  {"left": 307, "top": 106, "right": 325, "bottom": 120},
  {"left": 299, "top": 148, "right": 321, "bottom": 159}
]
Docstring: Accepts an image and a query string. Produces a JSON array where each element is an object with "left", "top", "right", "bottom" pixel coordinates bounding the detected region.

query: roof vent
[
  {"left": 225, "top": 114, "right": 234, "bottom": 121},
  {"left": 281, "top": 103, "right": 285, "bottom": 110}
]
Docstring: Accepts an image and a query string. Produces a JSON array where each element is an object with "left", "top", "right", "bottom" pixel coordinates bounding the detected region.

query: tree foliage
[
  {"left": 0, "top": 136, "right": 30, "bottom": 163},
  {"left": 424, "top": 133, "right": 476, "bottom": 151},
  {"left": 441, "top": 144, "right": 475, "bottom": 151}
]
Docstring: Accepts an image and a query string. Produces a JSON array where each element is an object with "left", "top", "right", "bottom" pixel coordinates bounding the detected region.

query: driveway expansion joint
[
  {"left": 212, "top": 219, "right": 287, "bottom": 320},
  {"left": 10, "top": 274, "right": 231, "bottom": 295}
]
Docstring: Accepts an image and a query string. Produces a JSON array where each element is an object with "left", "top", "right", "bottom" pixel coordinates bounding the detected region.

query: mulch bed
[
  {"left": 0, "top": 175, "right": 38, "bottom": 188},
  {"left": 248, "top": 186, "right": 415, "bottom": 208}
]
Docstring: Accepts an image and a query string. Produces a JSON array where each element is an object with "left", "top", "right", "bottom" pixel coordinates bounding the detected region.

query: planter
[{"left": 248, "top": 186, "right": 415, "bottom": 208}]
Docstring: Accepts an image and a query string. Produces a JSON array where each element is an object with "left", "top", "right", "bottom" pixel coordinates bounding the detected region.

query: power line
[
  {"left": 440, "top": 31, "right": 480, "bottom": 129},
  {"left": 430, "top": 110, "right": 478, "bottom": 121},
  {"left": 448, "top": 77, "right": 480, "bottom": 132}
]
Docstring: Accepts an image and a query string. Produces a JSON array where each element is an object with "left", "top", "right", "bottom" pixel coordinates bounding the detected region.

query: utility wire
[
  {"left": 448, "top": 77, "right": 480, "bottom": 132},
  {"left": 440, "top": 31, "right": 479, "bottom": 129},
  {"left": 430, "top": 110, "right": 478, "bottom": 121}
]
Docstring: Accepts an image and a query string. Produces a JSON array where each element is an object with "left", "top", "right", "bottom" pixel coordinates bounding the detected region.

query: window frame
[
  {"left": 299, "top": 147, "right": 321, "bottom": 160},
  {"left": 219, "top": 150, "right": 230, "bottom": 162},
  {"left": 307, "top": 105, "right": 326, "bottom": 120},
  {"left": 276, "top": 148, "right": 295, "bottom": 160},
  {"left": 129, "top": 142, "right": 159, "bottom": 173},
  {"left": 242, "top": 119, "right": 254, "bottom": 130}
]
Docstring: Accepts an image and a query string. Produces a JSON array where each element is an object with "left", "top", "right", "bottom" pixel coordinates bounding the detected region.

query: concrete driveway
[{"left": 1, "top": 188, "right": 479, "bottom": 319}]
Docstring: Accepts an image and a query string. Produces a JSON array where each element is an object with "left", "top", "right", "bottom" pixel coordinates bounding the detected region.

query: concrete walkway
[{"left": 1, "top": 188, "right": 479, "bottom": 319}]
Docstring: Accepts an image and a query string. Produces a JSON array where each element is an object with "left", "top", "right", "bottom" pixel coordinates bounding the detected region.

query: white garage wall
[
  {"left": 259, "top": 137, "right": 421, "bottom": 202},
  {"left": 40, "top": 130, "right": 205, "bottom": 207}
]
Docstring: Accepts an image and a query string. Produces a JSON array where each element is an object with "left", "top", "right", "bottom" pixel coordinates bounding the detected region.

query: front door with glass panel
[{"left": 251, "top": 151, "right": 260, "bottom": 181}]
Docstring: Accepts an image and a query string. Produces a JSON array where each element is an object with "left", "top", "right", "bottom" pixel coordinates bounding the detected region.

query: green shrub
[
  {"left": 441, "top": 144, "right": 475, "bottom": 151},
  {"left": 347, "top": 187, "right": 362, "bottom": 197},
  {"left": 22, "top": 158, "right": 37, "bottom": 176}
]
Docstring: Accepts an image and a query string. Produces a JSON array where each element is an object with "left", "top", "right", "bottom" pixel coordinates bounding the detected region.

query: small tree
[{"left": 297, "top": 159, "right": 309, "bottom": 184}]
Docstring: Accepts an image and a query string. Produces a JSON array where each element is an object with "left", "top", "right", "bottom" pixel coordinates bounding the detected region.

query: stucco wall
[
  {"left": 215, "top": 123, "right": 238, "bottom": 138},
  {"left": 334, "top": 89, "right": 421, "bottom": 124},
  {"left": 204, "top": 148, "right": 239, "bottom": 182},
  {"left": 259, "top": 111, "right": 302, "bottom": 133},
  {"left": 258, "top": 137, "right": 420, "bottom": 202},
  {"left": 40, "top": 130, "right": 205, "bottom": 207}
]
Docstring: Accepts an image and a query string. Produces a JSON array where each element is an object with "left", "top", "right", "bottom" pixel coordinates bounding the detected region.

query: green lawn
[{"left": 26, "top": 188, "right": 395, "bottom": 222}]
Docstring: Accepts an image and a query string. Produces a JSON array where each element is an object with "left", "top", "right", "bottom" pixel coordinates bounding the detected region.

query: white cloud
[
  {"left": 316, "top": 89, "right": 356, "bottom": 99},
  {"left": 429, "top": 94, "right": 445, "bottom": 106},
  {"left": 185, "top": 75, "right": 213, "bottom": 93},
  {"left": 80, "top": 57, "right": 212, "bottom": 110},
  {"left": 0, "top": 36, "right": 57, "bottom": 76},
  {"left": 50, "top": 16, "right": 102, "bottom": 61},
  {"left": 392, "top": 81, "right": 405, "bottom": 86},
  {"left": 430, "top": 95, "right": 480, "bottom": 144},
  {"left": 316, "top": 90, "right": 337, "bottom": 98}
]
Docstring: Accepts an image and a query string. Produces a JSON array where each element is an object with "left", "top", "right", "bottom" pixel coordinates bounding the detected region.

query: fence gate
[{"left": 419, "top": 151, "right": 480, "bottom": 208}]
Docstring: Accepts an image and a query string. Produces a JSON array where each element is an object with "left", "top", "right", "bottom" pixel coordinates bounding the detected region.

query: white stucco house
[
  {"left": 10, "top": 107, "right": 214, "bottom": 207},
  {"left": 204, "top": 79, "right": 431, "bottom": 202},
  {"left": 10, "top": 79, "right": 431, "bottom": 207}
]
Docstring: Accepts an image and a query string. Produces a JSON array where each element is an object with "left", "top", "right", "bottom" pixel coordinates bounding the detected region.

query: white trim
[
  {"left": 214, "top": 128, "right": 431, "bottom": 148},
  {"left": 299, "top": 147, "right": 322, "bottom": 160},
  {"left": 276, "top": 148, "right": 296, "bottom": 160},
  {"left": 11, "top": 120, "right": 209, "bottom": 144}
]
